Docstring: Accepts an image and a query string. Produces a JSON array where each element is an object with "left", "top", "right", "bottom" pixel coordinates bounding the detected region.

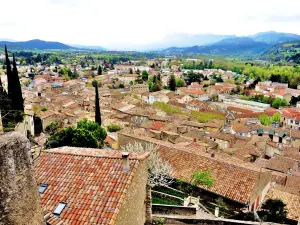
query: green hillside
[{"left": 262, "top": 41, "right": 300, "bottom": 62}]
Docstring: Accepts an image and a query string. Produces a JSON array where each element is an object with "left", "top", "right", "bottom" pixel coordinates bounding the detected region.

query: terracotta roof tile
[
  {"left": 266, "top": 185, "right": 300, "bottom": 220},
  {"left": 157, "top": 146, "right": 261, "bottom": 204},
  {"left": 35, "top": 147, "right": 149, "bottom": 225}
]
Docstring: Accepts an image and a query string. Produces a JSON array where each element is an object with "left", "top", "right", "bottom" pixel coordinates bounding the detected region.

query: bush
[
  {"left": 77, "top": 118, "right": 107, "bottom": 141},
  {"left": 41, "top": 106, "right": 48, "bottom": 112},
  {"left": 45, "top": 122, "right": 60, "bottom": 135},
  {"left": 107, "top": 124, "right": 121, "bottom": 132},
  {"left": 45, "top": 126, "right": 98, "bottom": 149},
  {"left": 45, "top": 119, "right": 107, "bottom": 149}
]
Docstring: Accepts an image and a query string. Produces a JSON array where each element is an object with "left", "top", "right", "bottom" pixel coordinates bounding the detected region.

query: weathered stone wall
[
  {"left": 115, "top": 159, "right": 148, "bottom": 225},
  {"left": 0, "top": 132, "right": 45, "bottom": 225},
  {"left": 152, "top": 205, "right": 197, "bottom": 216},
  {"left": 118, "top": 132, "right": 155, "bottom": 149}
]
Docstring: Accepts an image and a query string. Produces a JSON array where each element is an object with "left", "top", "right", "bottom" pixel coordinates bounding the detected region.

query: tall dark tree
[
  {"left": 153, "top": 75, "right": 157, "bottom": 84},
  {"left": 97, "top": 65, "right": 102, "bottom": 75},
  {"left": 142, "top": 70, "right": 148, "bottom": 81},
  {"left": 92, "top": 80, "right": 101, "bottom": 125},
  {"left": 157, "top": 73, "right": 161, "bottom": 81},
  {"left": 168, "top": 74, "right": 176, "bottom": 91},
  {"left": 0, "top": 72, "right": 8, "bottom": 117},
  {"left": 12, "top": 54, "right": 24, "bottom": 111},
  {"left": 5, "top": 46, "right": 13, "bottom": 99}
]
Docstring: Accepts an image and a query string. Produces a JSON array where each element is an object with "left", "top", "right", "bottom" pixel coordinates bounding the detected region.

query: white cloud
[{"left": 1, "top": 0, "right": 300, "bottom": 49}]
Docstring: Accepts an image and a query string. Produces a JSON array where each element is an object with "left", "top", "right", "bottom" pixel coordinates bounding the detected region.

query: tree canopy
[
  {"left": 45, "top": 126, "right": 98, "bottom": 149},
  {"left": 45, "top": 119, "right": 107, "bottom": 149}
]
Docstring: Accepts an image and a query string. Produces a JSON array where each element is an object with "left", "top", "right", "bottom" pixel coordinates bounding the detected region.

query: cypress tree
[
  {"left": 0, "top": 75, "right": 6, "bottom": 95},
  {"left": 97, "top": 65, "right": 102, "bottom": 75},
  {"left": 92, "top": 80, "right": 101, "bottom": 125},
  {"left": 0, "top": 73, "right": 8, "bottom": 120},
  {"left": 168, "top": 74, "right": 176, "bottom": 91},
  {"left": 5, "top": 46, "right": 13, "bottom": 99},
  {"left": 12, "top": 54, "right": 24, "bottom": 111}
]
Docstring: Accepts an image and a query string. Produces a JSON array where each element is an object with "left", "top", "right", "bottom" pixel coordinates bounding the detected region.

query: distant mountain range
[
  {"left": 163, "top": 37, "right": 271, "bottom": 55},
  {"left": 1, "top": 31, "right": 300, "bottom": 56},
  {"left": 160, "top": 31, "right": 300, "bottom": 55},
  {"left": 0, "top": 39, "right": 106, "bottom": 51},
  {"left": 250, "top": 31, "right": 300, "bottom": 45},
  {"left": 69, "top": 44, "right": 106, "bottom": 51},
  {"left": 0, "top": 39, "right": 72, "bottom": 50}
]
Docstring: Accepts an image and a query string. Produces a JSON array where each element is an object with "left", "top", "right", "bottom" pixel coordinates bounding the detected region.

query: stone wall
[
  {"left": 115, "top": 159, "right": 148, "bottom": 225},
  {"left": 152, "top": 205, "right": 197, "bottom": 216},
  {"left": 0, "top": 132, "right": 45, "bottom": 225},
  {"left": 118, "top": 132, "right": 156, "bottom": 150}
]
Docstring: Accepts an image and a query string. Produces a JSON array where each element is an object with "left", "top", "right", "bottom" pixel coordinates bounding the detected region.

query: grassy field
[
  {"left": 153, "top": 101, "right": 225, "bottom": 122},
  {"left": 152, "top": 196, "right": 182, "bottom": 206}
]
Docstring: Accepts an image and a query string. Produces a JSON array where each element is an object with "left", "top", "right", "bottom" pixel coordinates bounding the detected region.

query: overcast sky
[{"left": 1, "top": 0, "right": 300, "bottom": 49}]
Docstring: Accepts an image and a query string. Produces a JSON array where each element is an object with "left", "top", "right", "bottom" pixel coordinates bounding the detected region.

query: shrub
[
  {"left": 45, "top": 122, "right": 60, "bottom": 135},
  {"left": 41, "top": 106, "right": 48, "bottom": 112},
  {"left": 45, "top": 126, "right": 98, "bottom": 149},
  {"left": 107, "top": 124, "right": 121, "bottom": 132},
  {"left": 77, "top": 118, "right": 107, "bottom": 141}
]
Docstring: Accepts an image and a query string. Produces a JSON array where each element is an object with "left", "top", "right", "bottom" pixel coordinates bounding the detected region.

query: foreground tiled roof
[
  {"left": 157, "top": 146, "right": 261, "bottom": 204},
  {"left": 35, "top": 147, "right": 149, "bottom": 225}
]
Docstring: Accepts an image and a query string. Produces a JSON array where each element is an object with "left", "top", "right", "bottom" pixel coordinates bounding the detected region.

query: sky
[{"left": 1, "top": 0, "right": 300, "bottom": 50}]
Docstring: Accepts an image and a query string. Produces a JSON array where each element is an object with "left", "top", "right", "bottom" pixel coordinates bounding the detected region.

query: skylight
[
  {"left": 53, "top": 202, "right": 67, "bottom": 216},
  {"left": 38, "top": 184, "right": 48, "bottom": 194}
]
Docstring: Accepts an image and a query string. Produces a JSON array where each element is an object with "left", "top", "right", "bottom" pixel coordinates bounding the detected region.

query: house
[
  {"left": 134, "top": 66, "right": 150, "bottom": 72},
  {"left": 35, "top": 146, "right": 149, "bottom": 225},
  {"left": 148, "top": 91, "right": 169, "bottom": 104},
  {"left": 281, "top": 108, "right": 300, "bottom": 130},
  {"left": 118, "top": 74, "right": 137, "bottom": 85},
  {"left": 207, "top": 85, "right": 233, "bottom": 97},
  {"left": 175, "top": 94, "right": 192, "bottom": 104},
  {"left": 177, "top": 87, "right": 209, "bottom": 101},
  {"left": 40, "top": 110, "right": 76, "bottom": 130},
  {"left": 206, "top": 132, "right": 235, "bottom": 149},
  {"left": 130, "top": 84, "right": 149, "bottom": 94},
  {"left": 114, "top": 64, "right": 134, "bottom": 73}
]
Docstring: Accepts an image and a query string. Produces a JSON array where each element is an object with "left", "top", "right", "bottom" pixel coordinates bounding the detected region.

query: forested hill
[
  {"left": 0, "top": 39, "right": 73, "bottom": 50},
  {"left": 162, "top": 37, "right": 270, "bottom": 55},
  {"left": 261, "top": 41, "right": 300, "bottom": 62}
]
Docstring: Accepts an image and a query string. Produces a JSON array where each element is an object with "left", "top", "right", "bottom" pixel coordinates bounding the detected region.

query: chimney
[
  {"left": 122, "top": 152, "right": 130, "bottom": 172},
  {"left": 194, "top": 138, "right": 197, "bottom": 142},
  {"left": 211, "top": 153, "right": 215, "bottom": 158}
]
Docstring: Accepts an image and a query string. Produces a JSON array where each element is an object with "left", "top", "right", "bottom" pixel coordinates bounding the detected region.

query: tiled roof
[
  {"left": 157, "top": 146, "right": 261, "bottom": 204},
  {"left": 266, "top": 185, "right": 300, "bottom": 220},
  {"left": 228, "top": 106, "right": 254, "bottom": 114},
  {"left": 266, "top": 156, "right": 298, "bottom": 174},
  {"left": 35, "top": 147, "right": 149, "bottom": 225}
]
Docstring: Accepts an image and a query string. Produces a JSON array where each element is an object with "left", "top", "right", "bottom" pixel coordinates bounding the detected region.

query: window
[
  {"left": 39, "top": 184, "right": 48, "bottom": 194},
  {"left": 290, "top": 120, "right": 294, "bottom": 124},
  {"left": 53, "top": 203, "right": 67, "bottom": 216}
]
